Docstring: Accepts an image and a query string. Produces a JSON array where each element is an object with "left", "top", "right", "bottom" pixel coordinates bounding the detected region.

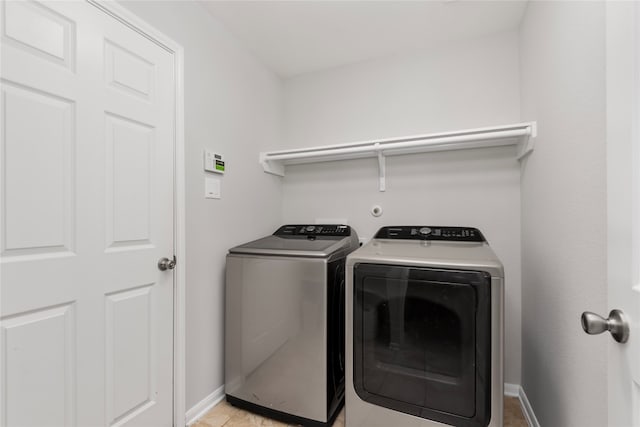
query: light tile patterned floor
[{"left": 192, "top": 397, "right": 528, "bottom": 427}]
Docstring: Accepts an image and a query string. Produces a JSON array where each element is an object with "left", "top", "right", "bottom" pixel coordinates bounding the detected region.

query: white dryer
[{"left": 345, "top": 226, "right": 504, "bottom": 427}]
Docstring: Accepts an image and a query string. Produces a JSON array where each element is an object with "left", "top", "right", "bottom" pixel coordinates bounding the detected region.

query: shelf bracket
[
  {"left": 516, "top": 122, "right": 537, "bottom": 160},
  {"left": 260, "top": 153, "right": 285, "bottom": 176},
  {"left": 376, "top": 144, "right": 386, "bottom": 192}
]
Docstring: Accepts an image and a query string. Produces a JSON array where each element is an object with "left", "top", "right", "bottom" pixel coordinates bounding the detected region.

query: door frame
[
  {"left": 86, "top": 2, "right": 186, "bottom": 426},
  {"left": 606, "top": 1, "right": 640, "bottom": 426}
]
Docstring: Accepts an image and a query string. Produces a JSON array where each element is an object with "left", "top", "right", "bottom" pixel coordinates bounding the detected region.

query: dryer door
[{"left": 353, "top": 264, "right": 491, "bottom": 427}]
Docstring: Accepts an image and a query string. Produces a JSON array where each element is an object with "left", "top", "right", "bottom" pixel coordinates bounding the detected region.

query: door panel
[
  {"left": 104, "top": 40, "right": 154, "bottom": 101},
  {"left": 105, "top": 113, "right": 154, "bottom": 250},
  {"left": 2, "top": 0, "right": 75, "bottom": 69},
  {"left": 106, "top": 285, "right": 155, "bottom": 425},
  {"left": 1, "top": 303, "right": 76, "bottom": 427},
  {"left": 0, "top": 2, "right": 175, "bottom": 426},
  {"left": 2, "top": 81, "right": 75, "bottom": 257}
]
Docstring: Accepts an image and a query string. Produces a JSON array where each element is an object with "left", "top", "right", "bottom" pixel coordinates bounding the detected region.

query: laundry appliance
[
  {"left": 345, "top": 226, "right": 504, "bottom": 427},
  {"left": 225, "top": 224, "right": 359, "bottom": 427}
]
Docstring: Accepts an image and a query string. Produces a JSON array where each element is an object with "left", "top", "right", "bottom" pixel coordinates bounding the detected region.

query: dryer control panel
[
  {"left": 274, "top": 224, "right": 352, "bottom": 237},
  {"left": 374, "top": 226, "right": 485, "bottom": 242}
]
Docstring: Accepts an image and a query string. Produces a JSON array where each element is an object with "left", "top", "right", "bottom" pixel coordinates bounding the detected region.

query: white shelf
[{"left": 260, "top": 122, "right": 536, "bottom": 191}]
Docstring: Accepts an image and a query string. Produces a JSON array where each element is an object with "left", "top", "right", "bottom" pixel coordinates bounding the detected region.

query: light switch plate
[{"left": 205, "top": 177, "right": 221, "bottom": 199}]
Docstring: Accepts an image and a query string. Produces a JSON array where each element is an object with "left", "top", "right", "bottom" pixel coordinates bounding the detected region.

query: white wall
[
  {"left": 119, "top": 1, "right": 283, "bottom": 410},
  {"left": 282, "top": 31, "right": 523, "bottom": 385},
  {"left": 519, "top": 2, "right": 607, "bottom": 426}
]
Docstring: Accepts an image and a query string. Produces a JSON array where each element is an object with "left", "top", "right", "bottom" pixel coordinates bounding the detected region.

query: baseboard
[
  {"left": 518, "top": 386, "right": 541, "bottom": 427},
  {"left": 185, "top": 385, "right": 225, "bottom": 426},
  {"left": 504, "top": 382, "right": 520, "bottom": 397},
  {"left": 504, "top": 383, "right": 540, "bottom": 427}
]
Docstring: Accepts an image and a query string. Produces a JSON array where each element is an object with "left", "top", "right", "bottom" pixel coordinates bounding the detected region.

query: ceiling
[{"left": 200, "top": 0, "right": 528, "bottom": 78}]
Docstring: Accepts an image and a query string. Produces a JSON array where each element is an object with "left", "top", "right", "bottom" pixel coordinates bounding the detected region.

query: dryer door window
[{"left": 353, "top": 264, "right": 491, "bottom": 427}]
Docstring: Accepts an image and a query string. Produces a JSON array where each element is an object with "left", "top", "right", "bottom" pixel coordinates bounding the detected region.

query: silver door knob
[
  {"left": 158, "top": 256, "right": 176, "bottom": 271},
  {"left": 581, "top": 309, "right": 629, "bottom": 343}
]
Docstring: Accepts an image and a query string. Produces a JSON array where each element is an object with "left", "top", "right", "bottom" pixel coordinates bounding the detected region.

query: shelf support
[
  {"left": 259, "top": 153, "right": 285, "bottom": 176},
  {"left": 516, "top": 122, "right": 537, "bottom": 160},
  {"left": 376, "top": 144, "right": 386, "bottom": 192}
]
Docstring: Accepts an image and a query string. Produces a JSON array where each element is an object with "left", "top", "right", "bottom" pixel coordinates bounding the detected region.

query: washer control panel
[
  {"left": 274, "top": 224, "right": 351, "bottom": 237},
  {"left": 374, "top": 226, "right": 485, "bottom": 242}
]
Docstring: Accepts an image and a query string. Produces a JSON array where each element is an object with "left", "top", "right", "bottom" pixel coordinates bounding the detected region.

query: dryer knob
[
  {"left": 306, "top": 225, "right": 316, "bottom": 232},
  {"left": 419, "top": 227, "right": 432, "bottom": 235}
]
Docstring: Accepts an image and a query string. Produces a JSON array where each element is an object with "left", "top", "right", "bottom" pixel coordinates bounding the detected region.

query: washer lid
[{"left": 229, "top": 224, "right": 358, "bottom": 258}]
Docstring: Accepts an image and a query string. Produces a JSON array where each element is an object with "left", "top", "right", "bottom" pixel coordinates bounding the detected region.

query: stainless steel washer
[
  {"left": 346, "top": 226, "right": 504, "bottom": 427},
  {"left": 225, "top": 224, "right": 359, "bottom": 427}
]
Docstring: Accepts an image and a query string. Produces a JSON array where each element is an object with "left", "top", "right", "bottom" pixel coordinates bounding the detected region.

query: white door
[
  {"left": 605, "top": 2, "right": 640, "bottom": 426},
  {"left": 0, "top": 1, "right": 176, "bottom": 426}
]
